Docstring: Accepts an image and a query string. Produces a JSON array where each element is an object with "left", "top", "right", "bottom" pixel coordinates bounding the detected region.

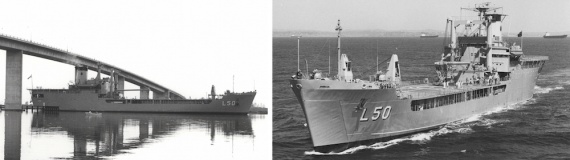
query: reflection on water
[{"left": 1, "top": 110, "right": 269, "bottom": 159}]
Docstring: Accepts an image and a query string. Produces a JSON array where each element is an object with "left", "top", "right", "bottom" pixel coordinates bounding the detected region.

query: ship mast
[
  {"left": 376, "top": 40, "right": 379, "bottom": 73},
  {"left": 335, "top": 19, "right": 342, "bottom": 79},
  {"left": 328, "top": 42, "right": 331, "bottom": 76},
  {"left": 461, "top": 2, "right": 502, "bottom": 36}
]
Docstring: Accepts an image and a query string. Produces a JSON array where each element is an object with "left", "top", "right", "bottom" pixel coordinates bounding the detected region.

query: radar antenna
[{"left": 461, "top": 2, "right": 502, "bottom": 19}]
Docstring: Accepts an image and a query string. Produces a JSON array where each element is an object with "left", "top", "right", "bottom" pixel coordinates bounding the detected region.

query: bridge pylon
[{"left": 5, "top": 50, "right": 23, "bottom": 110}]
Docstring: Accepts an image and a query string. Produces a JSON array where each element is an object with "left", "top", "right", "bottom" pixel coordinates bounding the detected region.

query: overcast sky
[
  {"left": 0, "top": 0, "right": 271, "bottom": 107},
  {"left": 274, "top": 0, "right": 570, "bottom": 32}
]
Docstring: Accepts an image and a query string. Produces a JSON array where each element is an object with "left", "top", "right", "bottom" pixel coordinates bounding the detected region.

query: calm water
[
  {"left": 1, "top": 111, "right": 270, "bottom": 159},
  {"left": 273, "top": 37, "right": 570, "bottom": 159}
]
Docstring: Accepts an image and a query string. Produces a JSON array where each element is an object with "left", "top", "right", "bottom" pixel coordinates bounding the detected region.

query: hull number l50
[
  {"left": 222, "top": 101, "right": 238, "bottom": 106},
  {"left": 359, "top": 106, "right": 392, "bottom": 122}
]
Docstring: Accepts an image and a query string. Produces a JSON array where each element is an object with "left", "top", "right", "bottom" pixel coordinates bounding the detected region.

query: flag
[
  {"left": 27, "top": 75, "right": 32, "bottom": 79},
  {"left": 517, "top": 31, "right": 523, "bottom": 37}
]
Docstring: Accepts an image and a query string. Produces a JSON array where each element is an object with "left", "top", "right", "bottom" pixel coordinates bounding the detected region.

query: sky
[
  {"left": 274, "top": 0, "right": 570, "bottom": 33},
  {"left": 0, "top": 0, "right": 271, "bottom": 108}
]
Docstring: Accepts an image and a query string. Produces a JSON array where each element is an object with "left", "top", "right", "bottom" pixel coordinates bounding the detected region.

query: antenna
[
  {"left": 328, "top": 41, "right": 331, "bottom": 76},
  {"left": 335, "top": 19, "right": 342, "bottom": 79},
  {"left": 28, "top": 74, "right": 34, "bottom": 90},
  {"left": 507, "top": 17, "right": 512, "bottom": 38},
  {"left": 305, "top": 59, "right": 309, "bottom": 76},
  {"left": 521, "top": 31, "right": 524, "bottom": 49},
  {"left": 291, "top": 35, "right": 302, "bottom": 71},
  {"left": 233, "top": 75, "right": 235, "bottom": 93},
  {"left": 376, "top": 39, "right": 379, "bottom": 73},
  {"left": 297, "top": 36, "right": 300, "bottom": 71},
  {"left": 442, "top": 18, "right": 450, "bottom": 54},
  {"left": 460, "top": 7, "right": 462, "bottom": 20}
]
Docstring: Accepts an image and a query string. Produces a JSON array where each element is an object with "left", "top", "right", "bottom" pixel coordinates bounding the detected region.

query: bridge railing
[{"left": 0, "top": 33, "right": 101, "bottom": 63}]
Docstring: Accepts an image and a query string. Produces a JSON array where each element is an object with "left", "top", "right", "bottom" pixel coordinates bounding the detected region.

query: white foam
[
  {"left": 534, "top": 85, "right": 564, "bottom": 94},
  {"left": 304, "top": 124, "right": 476, "bottom": 155}
]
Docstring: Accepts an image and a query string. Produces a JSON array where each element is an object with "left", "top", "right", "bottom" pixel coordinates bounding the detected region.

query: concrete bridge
[{"left": 1, "top": 34, "right": 185, "bottom": 110}]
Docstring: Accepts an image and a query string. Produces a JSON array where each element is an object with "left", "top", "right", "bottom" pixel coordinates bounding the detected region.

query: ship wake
[
  {"left": 535, "top": 67, "right": 570, "bottom": 93},
  {"left": 304, "top": 125, "right": 475, "bottom": 155},
  {"left": 534, "top": 85, "right": 564, "bottom": 94}
]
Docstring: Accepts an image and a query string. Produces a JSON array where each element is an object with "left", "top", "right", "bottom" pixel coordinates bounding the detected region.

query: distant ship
[
  {"left": 31, "top": 65, "right": 256, "bottom": 114},
  {"left": 289, "top": 2, "right": 548, "bottom": 152},
  {"left": 420, "top": 33, "right": 438, "bottom": 38},
  {"left": 543, "top": 32, "right": 567, "bottom": 38}
]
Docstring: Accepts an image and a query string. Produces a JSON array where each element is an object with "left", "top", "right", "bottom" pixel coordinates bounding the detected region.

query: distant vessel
[
  {"left": 543, "top": 32, "right": 567, "bottom": 38},
  {"left": 420, "top": 33, "right": 438, "bottom": 38},
  {"left": 289, "top": 2, "right": 548, "bottom": 152},
  {"left": 31, "top": 65, "right": 256, "bottom": 114}
]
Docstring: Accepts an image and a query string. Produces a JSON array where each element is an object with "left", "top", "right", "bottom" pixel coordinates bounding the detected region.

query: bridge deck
[{"left": 0, "top": 33, "right": 185, "bottom": 99}]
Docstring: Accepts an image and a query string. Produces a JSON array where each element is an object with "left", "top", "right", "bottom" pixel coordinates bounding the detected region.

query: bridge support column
[
  {"left": 73, "top": 135, "right": 87, "bottom": 156},
  {"left": 116, "top": 75, "right": 124, "bottom": 95},
  {"left": 152, "top": 120, "right": 159, "bottom": 137},
  {"left": 5, "top": 50, "right": 23, "bottom": 110},
  {"left": 139, "top": 119, "right": 149, "bottom": 140},
  {"left": 140, "top": 86, "right": 150, "bottom": 99},
  {"left": 170, "top": 94, "right": 183, "bottom": 100},
  {"left": 152, "top": 91, "right": 162, "bottom": 99},
  {"left": 74, "top": 66, "right": 88, "bottom": 85},
  {"left": 152, "top": 91, "right": 170, "bottom": 99},
  {"left": 4, "top": 111, "right": 22, "bottom": 159}
]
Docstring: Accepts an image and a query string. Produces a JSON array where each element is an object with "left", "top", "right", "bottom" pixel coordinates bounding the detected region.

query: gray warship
[
  {"left": 31, "top": 65, "right": 256, "bottom": 114},
  {"left": 420, "top": 33, "right": 439, "bottom": 38},
  {"left": 290, "top": 3, "right": 548, "bottom": 152},
  {"left": 543, "top": 32, "right": 567, "bottom": 38}
]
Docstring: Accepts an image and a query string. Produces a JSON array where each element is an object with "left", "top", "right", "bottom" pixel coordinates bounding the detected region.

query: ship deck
[
  {"left": 520, "top": 55, "right": 549, "bottom": 61},
  {"left": 398, "top": 83, "right": 504, "bottom": 100}
]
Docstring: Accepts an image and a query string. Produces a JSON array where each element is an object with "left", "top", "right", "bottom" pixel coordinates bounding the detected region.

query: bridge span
[{"left": 1, "top": 34, "right": 185, "bottom": 110}]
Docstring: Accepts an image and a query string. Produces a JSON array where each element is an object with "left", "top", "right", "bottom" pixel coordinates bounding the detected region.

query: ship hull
[
  {"left": 420, "top": 35, "right": 439, "bottom": 38},
  {"left": 543, "top": 35, "right": 567, "bottom": 38},
  {"left": 291, "top": 67, "right": 541, "bottom": 152},
  {"left": 31, "top": 91, "right": 256, "bottom": 114}
]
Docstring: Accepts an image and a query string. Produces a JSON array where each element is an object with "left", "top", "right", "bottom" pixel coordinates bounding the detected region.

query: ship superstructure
[{"left": 289, "top": 3, "right": 548, "bottom": 152}]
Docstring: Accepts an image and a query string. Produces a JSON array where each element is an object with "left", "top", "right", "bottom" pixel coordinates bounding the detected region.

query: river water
[{"left": 1, "top": 111, "right": 270, "bottom": 159}]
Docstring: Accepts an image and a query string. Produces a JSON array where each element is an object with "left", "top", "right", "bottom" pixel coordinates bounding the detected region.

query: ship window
[
  {"left": 475, "top": 90, "right": 479, "bottom": 99},
  {"left": 33, "top": 94, "right": 44, "bottom": 98},
  {"left": 492, "top": 15, "right": 502, "bottom": 21},
  {"left": 347, "top": 62, "right": 352, "bottom": 71},
  {"left": 456, "top": 94, "right": 459, "bottom": 102}
]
